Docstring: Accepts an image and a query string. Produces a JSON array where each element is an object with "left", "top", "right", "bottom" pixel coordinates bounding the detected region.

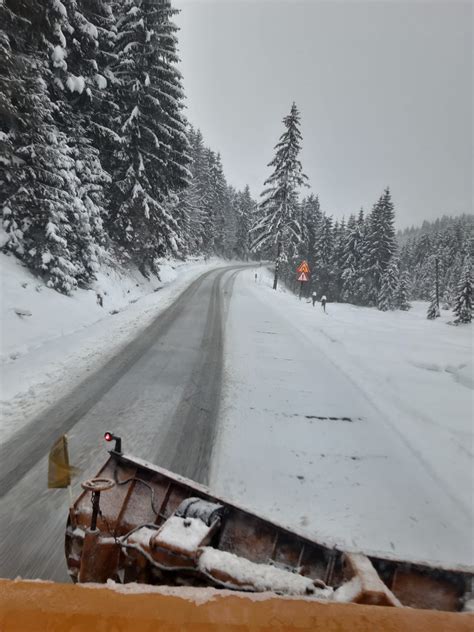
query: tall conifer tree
[
  {"left": 364, "top": 187, "right": 397, "bottom": 304},
  {"left": 453, "top": 258, "right": 472, "bottom": 324},
  {"left": 251, "top": 102, "right": 308, "bottom": 289},
  {"left": 109, "top": 0, "right": 191, "bottom": 275}
]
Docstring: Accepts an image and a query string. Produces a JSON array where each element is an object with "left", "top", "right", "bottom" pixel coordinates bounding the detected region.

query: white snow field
[
  {"left": 211, "top": 267, "right": 473, "bottom": 568},
  {"left": 0, "top": 253, "right": 224, "bottom": 441}
]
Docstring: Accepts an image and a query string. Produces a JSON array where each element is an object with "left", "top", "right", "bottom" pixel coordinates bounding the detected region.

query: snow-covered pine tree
[
  {"left": 199, "top": 147, "right": 216, "bottom": 256},
  {"left": 197, "top": 147, "right": 220, "bottom": 256},
  {"left": 110, "top": 0, "right": 190, "bottom": 275},
  {"left": 221, "top": 186, "right": 238, "bottom": 259},
  {"left": 340, "top": 214, "right": 356, "bottom": 301},
  {"left": 0, "top": 0, "right": 30, "bottom": 216},
  {"left": 341, "top": 208, "right": 368, "bottom": 304},
  {"left": 3, "top": 109, "right": 87, "bottom": 293},
  {"left": 398, "top": 215, "right": 473, "bottom": 303},
  {"left": 440, "top": 255, "right": 460, "bottom": 309},
  {"left": 377, "top": 257, "right": 399, "bottom": 311},
  {"left": 179, "top": 130, "right": 237, "bottom": 259},
  {"left": 414, "top": 237, "right": 436, "bottom": 300},
  {"left": 281, "top": 196, "right": 306, "bottom": 291},
  {"left": 426, "top": 279, "right": 440, "bottom": 320},
  {"left": 251, "top": 102, "right": 308, "bottom": 289},
  {"left": 441, "top": 286, "right": 454, "bottom": 310},
  {"left": 1, "top": 0, "right": 99, "bottom": 293},
  {"left": 395, "top": 270, "right": 411, "bottom": 310},
  {"left": 301, "top": 194, "right": 322, "bottom": 270},
  {"left": 208, "top": 152, "right": 228, "bottom": 256},
  {"left": 426, "top": 292, "right": 440, "bottom": 319},
  {"left": 331, "top": 218, "right": 346, "bottom": 301},
  {"left": 453, "top": 258, "right": 472, "bottom": 324},
  {"left": 234, "top": 185, "right": 255, "bottom": 260},
  {"left": 79, "top": 0, "right": 121, "bottom": 179},
  {"left": 341, "top": 214, "right": 359, "bottom": 303},
  {"left": 0, "top": 1, "right": 34, "bottom": 210},
  {"left": 151, "top": 0, "right": 191, "bottom": 196},
  {"left": 177, "top": 126, "right": 208, "bottom": 254},
  {"left": 313, "top": 214, "right": 334, "bottom": 297},
  {"left": 46, "top": 0, "right": 109, "bottom": 283},
  {"left": 364, "top": 187, "right": 397, "bottom": 305}
]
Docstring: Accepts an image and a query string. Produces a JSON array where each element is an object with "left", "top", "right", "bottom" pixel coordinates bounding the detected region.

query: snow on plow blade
[{"left": 65, "top": 447, "right": 473, "bottom": 613}]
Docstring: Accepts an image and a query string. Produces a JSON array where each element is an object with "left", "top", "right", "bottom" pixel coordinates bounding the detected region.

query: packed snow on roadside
[
  {"left": 0, "top": 253, "right": 223, "bottom": 441},
  {"left": 211, "top": 267, "right": 473, "bottom": 568}
]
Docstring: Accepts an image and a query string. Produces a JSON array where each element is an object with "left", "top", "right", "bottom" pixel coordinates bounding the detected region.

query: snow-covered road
[
  {"left": 0, "top": 265, "right": 245, "bottom": 580},
  {"left": 211, "top": 268, "right": 473, "bottom": 568}
]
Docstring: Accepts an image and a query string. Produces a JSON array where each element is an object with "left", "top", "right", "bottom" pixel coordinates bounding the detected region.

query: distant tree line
[
  {"left": 0, "top": 0, "right": 256, "bottom": 294},
  {"left": 251, "top": 103, "right": 472, "bottom": 322},
  {"left": 177, "top": 127, "right": 256, "bottom": 261},
  {"left": 399, "top": 215, "right": 473, "bottom": 305}
]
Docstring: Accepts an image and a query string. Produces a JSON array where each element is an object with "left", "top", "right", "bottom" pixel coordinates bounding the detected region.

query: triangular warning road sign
[
  {"left": 297, "top": 272, "right": 309, "bottom": 282},
  {"left": 297, "top": 260, "right": 310, "bottom": 274}
]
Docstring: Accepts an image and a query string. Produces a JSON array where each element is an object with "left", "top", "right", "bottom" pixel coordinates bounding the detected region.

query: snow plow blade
[
  {"left": 1, "top": 579, "right": 472, "bottom": 632},
  {"left": 65, "top": 444, "right": 473, "bottom": 612}
]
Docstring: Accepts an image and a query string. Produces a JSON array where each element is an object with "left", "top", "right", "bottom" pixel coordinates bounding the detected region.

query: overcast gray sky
[{"left": 175, "top": 1, "right": 472, "bottom": 228}]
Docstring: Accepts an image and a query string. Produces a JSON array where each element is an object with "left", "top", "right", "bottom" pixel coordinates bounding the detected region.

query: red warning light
[{"left": 103, "top": 431, "right": 122, "bottom": 453}]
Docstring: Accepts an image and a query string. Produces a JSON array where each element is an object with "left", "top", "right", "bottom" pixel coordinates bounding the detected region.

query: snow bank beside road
[
  {"left": 0, "top": 254, "right": 223, "bottom": 441},
  {"left": 1, "top": 253, "right": 197, "bottom": 361},
  {"left": 211, "top": 268, "right": 473, "bottom": 567}
]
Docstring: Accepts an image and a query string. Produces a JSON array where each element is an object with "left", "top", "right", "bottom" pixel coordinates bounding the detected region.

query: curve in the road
[{"left": 0, "top": 266, "right": 246, "bottom": 498}]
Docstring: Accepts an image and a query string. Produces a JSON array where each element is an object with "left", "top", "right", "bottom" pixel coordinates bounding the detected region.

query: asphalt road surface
[{"left": 0, "top": 265, "right": 246, "bottom": 581}]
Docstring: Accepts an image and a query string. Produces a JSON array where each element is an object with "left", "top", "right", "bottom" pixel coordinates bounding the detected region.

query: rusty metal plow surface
[{"left": 66, "top": 449, "right": 474, "bottom": 612}]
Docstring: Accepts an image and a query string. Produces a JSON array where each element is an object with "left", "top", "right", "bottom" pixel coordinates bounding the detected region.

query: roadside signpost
[{"left": 296, "top": 261, "right": 310, "bottom": 300}]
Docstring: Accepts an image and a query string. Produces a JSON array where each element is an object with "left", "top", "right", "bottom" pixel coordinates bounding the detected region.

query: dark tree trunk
[{"left": 273, "top": 239, "right": 282, "bottom": 290}]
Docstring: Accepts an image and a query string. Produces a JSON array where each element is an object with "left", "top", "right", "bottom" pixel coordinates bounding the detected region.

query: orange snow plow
[
  {"left": 1, "top": 577, "right": 473, "bottom": 632},
  {"left": 1, "top": 434, "right": 473, "bottom": 632},
  {"left": 62, "top": 434, "right": 473, "bottom": 615}
]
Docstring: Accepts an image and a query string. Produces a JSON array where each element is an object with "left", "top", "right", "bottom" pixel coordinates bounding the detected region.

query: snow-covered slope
[
  {"left": 0, "top": 253, "right": 223, "bottom": 440},
  {"left": 211, "top": 268, "right": 473, "bottom": 567},
  {"left": 2, "top": 254, "right": 175, "bottom": 361}
]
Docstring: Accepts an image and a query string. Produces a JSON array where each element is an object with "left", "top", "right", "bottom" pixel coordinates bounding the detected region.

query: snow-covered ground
[
  {"left": 2, "top": 258, "right": 472, "bottom": 571},
  {"left": 211, "top": 267, "right": 473, "bottom": 568},
  {"left": 0, "top": 253, "right": 224, "bottom": 441}
]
